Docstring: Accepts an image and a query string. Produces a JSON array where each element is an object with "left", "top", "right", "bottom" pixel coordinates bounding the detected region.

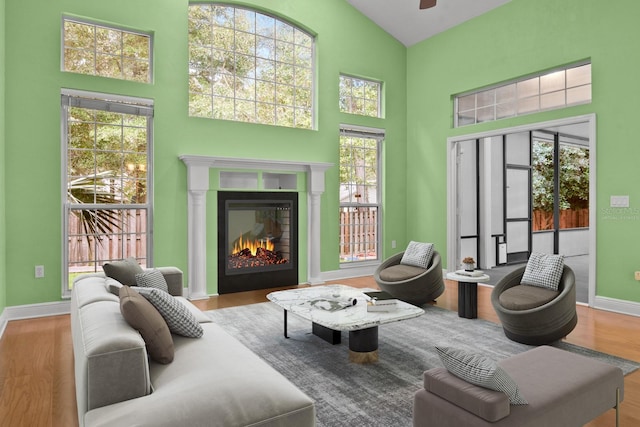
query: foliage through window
[
  {"left": 532, "top": 138, "right": 589, "bottom": 231},
  {"left": 63, "top": 17, "right": 152, "bottom": 83},
  {"left": 456, "top": 63, "right": 591, "bottom": 127},
  {"left": 339, "top": 75, "right": 381, "bottom": 117},
  {"left": 339, "top": 129, "right": 382, "bottom": 263},
  {"left": 62, "top": 91, "right": 153, "bottom": 294},
  {"left": 188, "top": 4, "right": 314, "bottom": 128}
]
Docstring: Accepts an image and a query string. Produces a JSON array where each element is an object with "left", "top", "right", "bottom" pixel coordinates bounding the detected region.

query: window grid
[
  {"left": 188, "top": 4, "right": 314, "bottom": 129},
  {"left": 455, "top": 63, "right": 591, "bottom": 127},
  {"left": 62, "top": 17, "right": 152, "bottom": 83},
  {"left": 63, "top": 93, "right": 152, "bottom": 295},
  {"left": 339, "top": 132, "right": 381, "bottom": 264},
  {"left": 339, "top": 75, "right": 382, "bottom": 118}
]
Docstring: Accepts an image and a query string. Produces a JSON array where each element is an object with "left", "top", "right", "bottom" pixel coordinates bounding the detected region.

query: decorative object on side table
[{"left": 462, "top": 256, "right": 476, "bottom": 271}]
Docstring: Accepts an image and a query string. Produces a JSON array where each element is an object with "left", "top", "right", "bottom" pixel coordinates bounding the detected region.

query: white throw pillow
[
  {"left": 400, "top": 241, "right": 434, "bottom": 269},
  {"left": 521, "top": 252, "right": 565, "bottom": 291},
  {"left": 435, "top": 346, "right": 528, "bottom": 405},
  {"left": 134, "top": 287, "right": 204, "bottom": 338},
  {"left": 135, "top": 268, "right": 169, "bottom": 293}
]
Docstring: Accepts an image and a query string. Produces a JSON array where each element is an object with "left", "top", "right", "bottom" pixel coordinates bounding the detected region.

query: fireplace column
[{"left": 184, "top": 159, "right": 210, "bottom": 300}]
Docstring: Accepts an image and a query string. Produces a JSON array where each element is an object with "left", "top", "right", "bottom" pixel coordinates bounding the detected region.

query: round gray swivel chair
[
  {"left": 491, "top": 265, "right": 577, "bottom": 345},
  {"left": 373, "top": 250, "right": 445, "bottom": 306}
]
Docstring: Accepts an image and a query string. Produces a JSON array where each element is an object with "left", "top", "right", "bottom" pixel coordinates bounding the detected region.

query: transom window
[
  {"left": 455, "top": 62, "right": 591, "bottom": 127},
  {"left": 188, "top": 3, "right": 315, "bottom": 129},
  {"left": 339, "top": 127, "right": 383, "bottom": 264},
  {"left": 339, "top": 75, "right": 382, "bottom": 118},
  {"left": 62, "top": 90, "right": 153, "bottom": 296},
  {"left": 62, "top": 17, "right": 152, "bottom": 83}
]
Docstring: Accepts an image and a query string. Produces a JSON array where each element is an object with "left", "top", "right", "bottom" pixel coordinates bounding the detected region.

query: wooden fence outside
[
  {"left": 532, "top": 208, "right": 589, "bottom": 231},
  {"left": 339, "top": 207, "right": 378, "bottom": 260},
  {"left": 68, "top": 209, "right": 147, "bottom": 271}
]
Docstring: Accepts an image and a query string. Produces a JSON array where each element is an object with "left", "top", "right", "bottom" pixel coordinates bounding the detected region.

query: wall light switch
[
  {"left": 35, "top": 265, "right": 44, "bottom": 278},
  {"left": 610, "top": 195, "right": 630, "bottom": 208},
  {"left": 391, "top": 240, "right": 397, "bottom": 249},
  {"left": 635, "top": 271, "right": 640, "bottom": 281}
]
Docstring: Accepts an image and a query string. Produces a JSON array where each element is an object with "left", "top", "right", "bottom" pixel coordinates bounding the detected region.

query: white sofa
[{"left": 71, "top": 267, "right": 315, "bottom": 427}]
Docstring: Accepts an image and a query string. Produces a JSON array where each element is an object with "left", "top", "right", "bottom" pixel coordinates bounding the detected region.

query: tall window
[
  {"left": 339, "top": 74, "right": 382, "bottom": 118},
  {"left": 339, "top": 127, "right": 383, "bottom": 264},
  {"left": 62, "top": 91, "right": 153, "bottom": 295},
  {"left": 188, "top": 4, "right": 315, "bottom": 128},
  {"left": 455, "top": 62, "right": 591, "bottom": 127},
  {"left": 62, "top": 17, "right": 152, "bottom": 83}
]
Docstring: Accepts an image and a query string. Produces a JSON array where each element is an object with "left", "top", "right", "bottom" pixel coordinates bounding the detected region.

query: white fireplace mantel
[{"left": 179, "top": 155, "right": 333, "bottom": 300}]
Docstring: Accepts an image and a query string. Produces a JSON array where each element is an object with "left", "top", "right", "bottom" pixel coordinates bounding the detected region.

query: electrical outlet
[
  {"left": 391, "top": 240, "right": 397, "bottom": 249},
  {"left": 35, "top": 265, "right": 45, "bottom": 278},
  {"left": 635, "top": 271, "right": 640, "bottom": 281}
]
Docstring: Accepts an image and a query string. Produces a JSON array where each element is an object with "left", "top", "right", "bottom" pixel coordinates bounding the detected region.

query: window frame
[
  {"left": 339, "top": 125, "right": 384, "bottom": 266},
  {"left": 455, "top": 62, "right": 591, "bottom": 127},
  {"left": 61, "top": 89, "right": 154, "bottom": 298},
  {"left": 187, "top": 3, "right": 316, "bottom": 129},
  {"left": 61, "top": 15, "right": 154, "bottom": 83},
  {"left": 339, "top": 74, "right": 382, "bottom": 118}
]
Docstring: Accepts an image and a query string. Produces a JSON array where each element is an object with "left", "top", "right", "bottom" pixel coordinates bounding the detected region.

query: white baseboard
[
  {"left": 321, "top": 264, "right": 378, "bottom": 282},
  {"left": 0, "top": 301, "right": 71, "bottom": 339},
  {"left": 593, "top": 296, "right": 640, "bottom": 317}
]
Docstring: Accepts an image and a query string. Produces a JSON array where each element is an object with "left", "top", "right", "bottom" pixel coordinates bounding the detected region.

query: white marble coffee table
[{"left": 267, "top": 284, "right": 425, "bottom": 363}]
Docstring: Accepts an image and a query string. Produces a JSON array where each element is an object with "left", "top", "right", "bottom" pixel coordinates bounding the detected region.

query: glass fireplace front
[{"left": 218, "top": 191, "right": 298, "bottom": 293}]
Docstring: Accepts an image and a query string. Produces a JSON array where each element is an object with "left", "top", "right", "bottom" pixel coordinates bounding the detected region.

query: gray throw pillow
[
  {"left": 521, "top": 252, "right": 565, "bottom": 291},
  {"left": 119, "top": 286, "right": 174, "bottom": 364},
  {"left": 400, "top": 241, "right": 434, "bottom": 269},
  {"left": 435, "top": 346, "right": 528, "bottom": 405},
  {"left": 134, "top": 287, "right": 204, "bottom": 338},
  {"left": 135, "top": 268, "right": 169, "bottom": 293},
  {"left": 103, "top": 257, "right": 144, "bottom": 287}
]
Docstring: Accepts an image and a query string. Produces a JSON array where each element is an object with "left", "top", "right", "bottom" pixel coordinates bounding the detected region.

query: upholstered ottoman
[{"left": 413, "top": 346, "right": 624, "bottom": 427}]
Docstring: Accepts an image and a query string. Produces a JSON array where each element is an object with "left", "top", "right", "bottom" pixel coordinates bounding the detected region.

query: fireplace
[{"left": 218, "top": 191, "right": 298, "bottom": 294}]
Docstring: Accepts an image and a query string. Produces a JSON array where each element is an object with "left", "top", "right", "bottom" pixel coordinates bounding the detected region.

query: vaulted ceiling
[{"left": 345, "top": 0, "right": 512, "bottom": 46}]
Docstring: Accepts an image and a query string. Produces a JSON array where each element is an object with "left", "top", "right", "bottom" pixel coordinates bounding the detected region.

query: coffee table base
[
  {"left": 348, "top": 326, "right": 379, "bottom": 363},
  {"left": 349, "top": 349, "right": 378, "bottom": 363},
  {"left": 312, "top": 322, "right": 341, "bottom": 345}
]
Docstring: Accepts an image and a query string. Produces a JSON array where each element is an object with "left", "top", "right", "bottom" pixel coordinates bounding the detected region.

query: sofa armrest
[
  {"left": 423, "top": 368, "right": 510, "bottom": 422},
  {"left": 155, "top": 267, "right": 184, "bottom": 296}
]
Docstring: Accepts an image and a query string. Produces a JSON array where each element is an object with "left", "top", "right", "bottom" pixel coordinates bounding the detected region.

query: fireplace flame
[{"left": 233, "top": 235, "right": 274, "bottom": 256}]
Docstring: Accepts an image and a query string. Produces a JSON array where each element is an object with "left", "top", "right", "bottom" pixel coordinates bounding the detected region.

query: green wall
[
  {"left": 3, "top": 0, "right": 407, "bottom": 305},
  {"left": 407, "top": 0, "right": 640, "bottom": 301},
  {"left": 0, "top": 0, "right": 6, "bottom": 313}
]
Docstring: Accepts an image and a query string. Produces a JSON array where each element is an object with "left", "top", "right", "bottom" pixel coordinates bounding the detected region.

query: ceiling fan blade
[{"left": 420, "top": 0, "right": 437, "bottom": 9}]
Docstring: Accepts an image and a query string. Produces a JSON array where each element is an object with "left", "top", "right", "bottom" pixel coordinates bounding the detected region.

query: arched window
[{"left": 188, "top": 4, "right": 315, "bottom": 129}]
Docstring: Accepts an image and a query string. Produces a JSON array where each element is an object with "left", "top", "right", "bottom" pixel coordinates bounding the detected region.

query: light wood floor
[{"left": 1, "top": 276, "right": 639, "bottom": 426}]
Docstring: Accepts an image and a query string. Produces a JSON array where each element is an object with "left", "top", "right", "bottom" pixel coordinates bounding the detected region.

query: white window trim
[
  {"left": 61, "top": 15, "right": 154, "bottom": 83},
  {"left": 339, "top": 124, "right": 384, "bottom": 266},
  {"left": 61, "top": 89, "right": 154, "bottom": 298}
]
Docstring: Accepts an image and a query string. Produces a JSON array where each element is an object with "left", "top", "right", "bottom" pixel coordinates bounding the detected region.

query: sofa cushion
[
  {"left": 104, "top": 257, "right": 144, "bottom": 287},
  {"left": 521, "top": 252, "right": 564, "bottom": 291},
  {"left": 135, "top": 268, "right": 169, "bottom": 293},
  {"left": 435, "top": 346, "right": 527, "bottom": 405},
  {"left": 499, "top": 284, "right": 559, "bottom": 310},
  {"left": 379, "top": 263, "right": 426, "bottom": 282},
  {"left": 400, "top": 241, "right": 434, "bottom": 269},
  {"left": 423, "top": 367, "right": 510, "bottom": 422},
  {"left": 134, "top": 287, "right": 203, "bottom": 338},
  {"left": 119, "top": 286, "right": 174, "bottom": 364},
  {"left": 84, "top": 322, "right": 316, "bottom": 427}
]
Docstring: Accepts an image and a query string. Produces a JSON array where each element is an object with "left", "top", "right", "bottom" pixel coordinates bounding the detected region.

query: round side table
[{"left": 445, "top": 271, "right": 490, "bottom": 319}]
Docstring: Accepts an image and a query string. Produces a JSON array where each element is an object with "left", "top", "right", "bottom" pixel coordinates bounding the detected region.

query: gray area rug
[{"left": 207, "top": 302, "right": 638, "bottom": 427}]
